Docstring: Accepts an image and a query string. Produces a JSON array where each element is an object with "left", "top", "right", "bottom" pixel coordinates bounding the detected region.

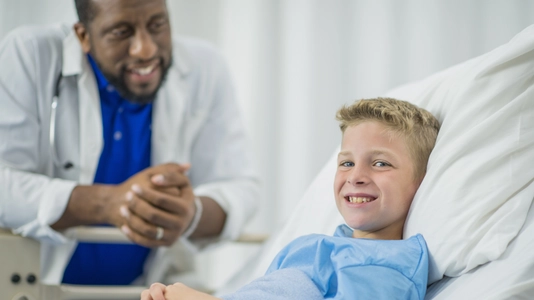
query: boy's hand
[
  {"left": 141, "top": 282, "right": 166, "bottom": 300},
  {"left": 141, "top": 282, "right": 220, "bottom": 300}
]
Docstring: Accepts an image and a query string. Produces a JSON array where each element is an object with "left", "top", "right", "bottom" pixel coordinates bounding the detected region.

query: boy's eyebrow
[
  {"left": 370, "top": 149, "right": 391, "bottom": 156},
  {"left": 370, "top": 149, "right": 403, "bottom": 164},
  {"left": 370, "top": 149, "right": 398, "bottom": 158},
  {"left": 337, "top": 151, "right": 351, "bottom": 157},
  {"left": 338, "top": 149, "right": 397, "bottom": 158}
]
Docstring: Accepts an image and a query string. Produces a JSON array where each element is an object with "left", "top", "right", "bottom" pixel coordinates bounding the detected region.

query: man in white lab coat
[{"left": 0, "top": 0, "right": 259, "bottom": 285}]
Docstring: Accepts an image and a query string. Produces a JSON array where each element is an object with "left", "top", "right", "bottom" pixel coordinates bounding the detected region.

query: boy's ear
[{"left": 73, "top": 22, "right": 91, "bottom": 54}]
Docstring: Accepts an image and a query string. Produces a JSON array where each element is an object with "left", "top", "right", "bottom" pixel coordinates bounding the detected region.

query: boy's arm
[{"left": 164, "top": 283, "right": 221, "bottom": 300}]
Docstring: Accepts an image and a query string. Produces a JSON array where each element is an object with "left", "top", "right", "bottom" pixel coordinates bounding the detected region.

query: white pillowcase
[
  {"left": 425, "top": 197, "right": 534, "bottom": 299},
  {"left": 388, "top": 25, "right": 534, "bottom": 284}
]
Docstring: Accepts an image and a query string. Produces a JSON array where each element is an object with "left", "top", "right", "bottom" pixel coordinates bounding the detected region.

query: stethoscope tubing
[{"left": 49, "top": 73, "right": 63, "bottom": 168}]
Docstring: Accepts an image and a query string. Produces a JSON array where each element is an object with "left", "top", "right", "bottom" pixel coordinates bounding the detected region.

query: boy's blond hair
[{"left": 336, "top": 97, "right": 440, "bottom": 180}]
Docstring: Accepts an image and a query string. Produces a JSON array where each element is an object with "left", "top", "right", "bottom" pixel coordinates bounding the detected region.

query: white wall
[{"left": 0, "top": 0, "right": 76, "bottom": 38}]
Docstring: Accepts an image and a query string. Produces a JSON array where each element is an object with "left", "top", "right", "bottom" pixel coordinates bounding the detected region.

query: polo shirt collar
[{"left": 87, "top": 54, "right": 110, "bottom": 92}]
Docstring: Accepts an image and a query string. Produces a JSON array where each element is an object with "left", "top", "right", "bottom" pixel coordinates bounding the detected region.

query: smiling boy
[
  {"left": 335, "top": 98, "right": 439, "bottom": 241},
  {"left": 142, "top": 97, "right": 440, "bottom": 300}
]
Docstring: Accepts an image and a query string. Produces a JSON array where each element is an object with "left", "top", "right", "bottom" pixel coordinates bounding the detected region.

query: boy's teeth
[{"left": 348, "top": 196, "right": 373, "bottom": 203}]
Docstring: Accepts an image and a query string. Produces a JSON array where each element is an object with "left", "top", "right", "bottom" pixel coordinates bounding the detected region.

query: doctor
[{"left": 0, "top": 0, "right": 259, "bottom": 286}]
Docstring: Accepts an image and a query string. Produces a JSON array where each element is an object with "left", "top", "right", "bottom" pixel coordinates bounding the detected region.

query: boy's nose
[
  {"left": 347, "top": 179, "right": 367, "bottom": 185},
  {"left": 347, "top": 166, "right": 369, "bottom": 185}
]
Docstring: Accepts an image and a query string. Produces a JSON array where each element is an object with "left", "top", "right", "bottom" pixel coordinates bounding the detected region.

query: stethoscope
[{"left": 49, "top": 73, "right": 74, "bottom": 170}]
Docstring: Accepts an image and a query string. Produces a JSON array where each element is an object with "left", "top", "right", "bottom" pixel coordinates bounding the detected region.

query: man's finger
[
  {"left": 151, "top": 163, "right": 191, "bottom": 187},
  {"left": 126, "top": 198, "right": 186, "bottom": 231},
  {"left": 121, "top": 223, "right": 175, "bottom": 248},
  {"left": 131, "top": 184, "right": 192, "bottom": 215}
]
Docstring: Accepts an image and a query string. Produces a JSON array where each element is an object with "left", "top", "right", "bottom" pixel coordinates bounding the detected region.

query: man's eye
[
  {"left": 151, "top": 21, "right": 164, "bottom": 29},
  {"left": 111, "top": 27, "right": 131, "bottom": 37},
  {"left": 149, "top": 19, "right": 168, "bottom": 31}
]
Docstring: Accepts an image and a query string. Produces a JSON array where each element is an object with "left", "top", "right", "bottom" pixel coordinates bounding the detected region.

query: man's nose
[{"left": 129, "top": 30, "right": 157, "bottom": 60}]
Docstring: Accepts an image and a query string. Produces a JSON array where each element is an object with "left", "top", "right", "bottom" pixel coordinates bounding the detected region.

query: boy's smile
[{"left": 334, "top": 121, "right": 423, "bottom": 240}]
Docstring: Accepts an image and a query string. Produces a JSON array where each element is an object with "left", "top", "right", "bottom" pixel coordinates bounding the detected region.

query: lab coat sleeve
[
  {"left": 0, "top": 26, "right": 76, "bottom": 244},
  {"left": 184, "top": 40, "right": 261, "bottom": 243}
]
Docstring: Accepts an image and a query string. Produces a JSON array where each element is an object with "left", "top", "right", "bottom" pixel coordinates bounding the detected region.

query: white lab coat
[{"left": 0, "top": 23, "right": 260, "bottom": 284}]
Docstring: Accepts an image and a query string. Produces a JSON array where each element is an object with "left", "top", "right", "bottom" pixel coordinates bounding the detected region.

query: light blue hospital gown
[{"left": 222, "top": 225, "right": 428, "bottom": 300}]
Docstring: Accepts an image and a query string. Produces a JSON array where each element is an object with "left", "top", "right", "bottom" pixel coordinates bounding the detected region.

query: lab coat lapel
[
  {"left": 63, "top": 30, "right": 102, "bottom": 184},
  {"left": 152, "top": 68, "right": 186, "bottom": 165},
  {"left": 77, "top": 61, "right": 103, "bottom": 184},
  {"left": 152, "top": 40, "right": 191, "bottom": 166},
  {"left": 63, "top": 28, "right": 102, "bottom": 184}
]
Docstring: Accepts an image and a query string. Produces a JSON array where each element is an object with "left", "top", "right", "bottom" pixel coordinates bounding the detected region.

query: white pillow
[
  {"left": 388, "top": 24, "right": 534, "bottom": 284},
  {"left": 425, "top": 197, "right": 534, "bottom": 299}
]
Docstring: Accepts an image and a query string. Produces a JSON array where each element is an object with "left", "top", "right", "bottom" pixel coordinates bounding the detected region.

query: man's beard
[{"left": 101, "top": 58, "right": 172, "bottom": 105}]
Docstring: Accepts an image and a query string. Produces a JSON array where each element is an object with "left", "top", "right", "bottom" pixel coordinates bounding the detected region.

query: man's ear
[{"left": 73, "top": 22, "right": 91, "bottom": 53}]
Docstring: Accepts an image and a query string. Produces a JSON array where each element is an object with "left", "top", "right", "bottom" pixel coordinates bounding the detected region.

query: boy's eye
[
  {"left": 373, "top": 161, "right": 391, "bottom": 167},
  {"left": 340, "top": 161, "right": 354, "bottom": 167}
]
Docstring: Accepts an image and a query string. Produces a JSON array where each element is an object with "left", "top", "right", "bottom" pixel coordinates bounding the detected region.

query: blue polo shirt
[{"left": 62, "top": 55, "right": 153, "bottom": 285}]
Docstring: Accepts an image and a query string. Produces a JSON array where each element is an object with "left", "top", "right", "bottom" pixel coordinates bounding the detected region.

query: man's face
[
  {"left": 75, "top": 0, "right": 172, "bottom": 104},
  {"left": 334, "top": 121, "right": 422, "bottom": 240}
]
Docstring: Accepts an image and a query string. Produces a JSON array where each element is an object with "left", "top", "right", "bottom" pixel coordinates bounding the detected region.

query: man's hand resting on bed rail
[
  {"left": 141, "top": 282, "right": 220, "bottom": 300},
  {"left": 52, "top": 163, "right": 197, "bottom": 247},
  {"left": 118, "top": 163, "right": 197, "bottom": 247}
]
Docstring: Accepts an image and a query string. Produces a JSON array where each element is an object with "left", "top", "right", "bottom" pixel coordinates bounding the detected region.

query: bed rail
[{"left": 1, "top": 228, "right": 267, "bottom": 300}]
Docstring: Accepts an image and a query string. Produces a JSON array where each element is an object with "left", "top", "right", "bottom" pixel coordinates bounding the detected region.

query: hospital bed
[
  {"left": 3, "top": 24, "right": 534, "bottom": 300},
  {"left": 1, "top": 227, "right": 144, "bottom": 299}
]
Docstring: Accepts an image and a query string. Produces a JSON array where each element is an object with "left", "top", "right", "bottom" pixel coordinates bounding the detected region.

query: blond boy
[{"left": 142, "top": 97, "right": 440, "bottom": 300}]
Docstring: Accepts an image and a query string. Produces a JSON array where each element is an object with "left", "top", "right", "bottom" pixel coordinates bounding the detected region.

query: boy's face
[{"left": 334, "top": 121, "right": 422, "bottom": 240}]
